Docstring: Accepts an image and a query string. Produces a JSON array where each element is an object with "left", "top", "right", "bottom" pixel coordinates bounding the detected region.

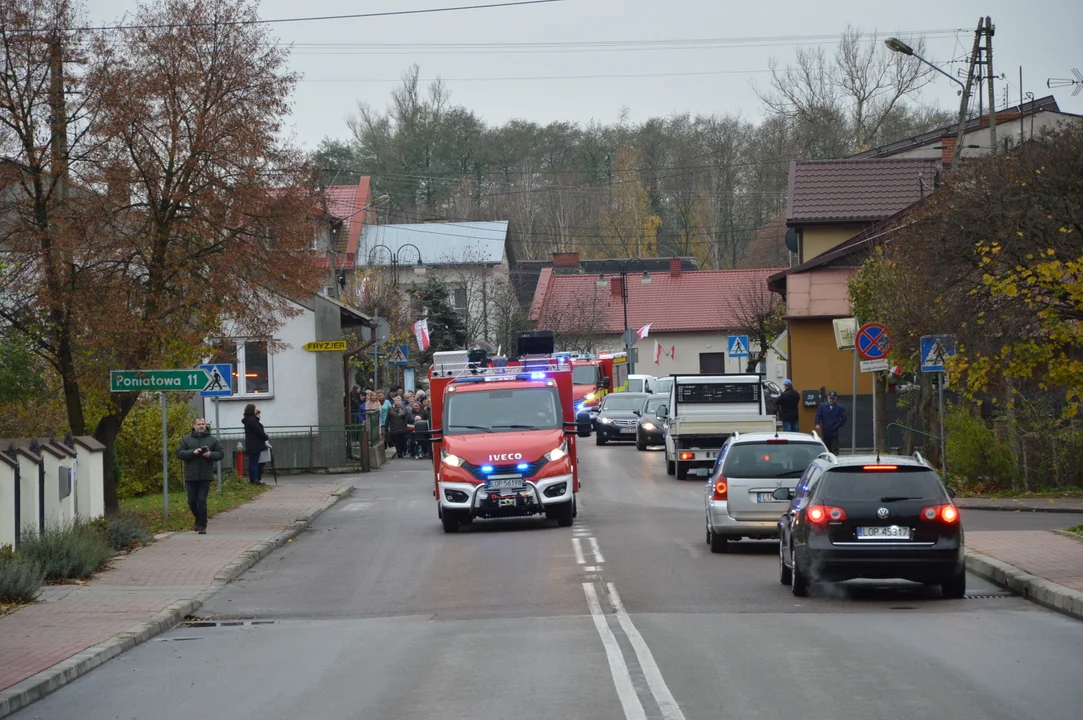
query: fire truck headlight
[
  {"left": 441, "top": 449, "right": 465, "bottom": 467},
  {"left": 584, "top": 392, "right": 596, "bottom": 402},
  {"left": 544, "top": 441, "right": 568, "bottom": 463}
]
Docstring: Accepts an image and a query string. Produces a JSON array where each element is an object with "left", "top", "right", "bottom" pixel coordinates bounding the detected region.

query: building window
[
  {"left": 452, "top": 287, "right": 468, "bottom": 311},
  {"left": 209, "top": 338, "right": 273, "bottom": 397}
]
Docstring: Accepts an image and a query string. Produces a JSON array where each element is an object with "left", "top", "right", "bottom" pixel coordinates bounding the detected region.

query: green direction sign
[{"left": 110, "top": 369, "right": 210, "bottom": 393}]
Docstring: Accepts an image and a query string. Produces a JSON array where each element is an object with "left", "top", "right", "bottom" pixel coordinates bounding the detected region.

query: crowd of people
[{"left": 350, "top": 383, "right": 433, "bottom": 460}]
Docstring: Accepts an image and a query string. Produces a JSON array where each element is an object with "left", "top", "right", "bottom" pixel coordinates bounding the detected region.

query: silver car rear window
[{"left": 721, "top": 442, "right": 823, "bottom": 479}]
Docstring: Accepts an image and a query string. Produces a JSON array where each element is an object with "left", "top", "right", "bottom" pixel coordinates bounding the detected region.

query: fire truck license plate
[{"left": 488, "top": 477, "right": 524, "bottom": 490}]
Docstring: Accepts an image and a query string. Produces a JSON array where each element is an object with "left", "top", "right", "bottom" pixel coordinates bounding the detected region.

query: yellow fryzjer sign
[{"left": 303, "top": 340, "right": 347, "bottom": 352}]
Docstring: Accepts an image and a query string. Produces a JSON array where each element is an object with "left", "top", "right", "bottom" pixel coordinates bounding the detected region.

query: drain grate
[
  {"left": 963, "top": 593, "right": 1012, "bottom": 600},
  {"left": 182, "top": 618, "right": 276, "bottom": 628}
]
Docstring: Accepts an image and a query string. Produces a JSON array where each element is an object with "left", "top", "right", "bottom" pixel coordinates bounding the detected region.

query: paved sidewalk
[
  {"left": 0, "top": 480, "right": 351, "bottom": 718},
  {"left": 956, "top": 496, "right": 1083, "bottom": 513},
  {"left": 966, "top": 528, "right": 1083, "bottom": 621}
]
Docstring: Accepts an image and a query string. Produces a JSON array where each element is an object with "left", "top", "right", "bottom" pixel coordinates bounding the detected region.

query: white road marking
[
  {"left": 583, "top": 565, "right": 598, "bottom": 572},
  {"left": 588, "top": 537, "right": 606, "bottom": 563},
  {"left": 339, "top": 502, "right": 371, "bottom": 513},
  {"left": 582, "top": 583, "right": 647, "bottom": 720},
  {"left": 606, "top": 583, "right": 687, "bottom": 720},
  {"left": 572, "top": 537, "right": 586, "bottom": 564}
]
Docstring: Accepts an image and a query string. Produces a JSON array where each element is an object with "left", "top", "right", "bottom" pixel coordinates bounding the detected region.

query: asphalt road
[{"left": 14, "top": 441, "right": 1083, "bottom": 720}]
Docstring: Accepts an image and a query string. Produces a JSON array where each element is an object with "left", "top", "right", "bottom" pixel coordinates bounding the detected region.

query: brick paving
[
  {"left": 0, "top": 482, "right": 342, "bottom": 693},
  {"left": 967, "top": 530, "right": 1083, "bottom": 592}
]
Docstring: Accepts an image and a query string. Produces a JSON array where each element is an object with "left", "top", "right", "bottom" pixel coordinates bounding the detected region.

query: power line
[{"left": 72, "top": 0, "right": 565, "bottom": 32}]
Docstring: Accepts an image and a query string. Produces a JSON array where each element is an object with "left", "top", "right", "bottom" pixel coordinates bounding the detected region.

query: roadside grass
[
  {"left": 120, "top": 473, "right": 270, "bottom": 533},
  {"left": 951, "top": 482, "right": 1083, "bottom": 499},
  {"left": 1068, "top": 525, "right": 1083, "bottom": 534}
]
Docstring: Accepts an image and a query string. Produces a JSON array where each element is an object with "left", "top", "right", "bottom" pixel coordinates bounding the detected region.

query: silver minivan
[{"left": 704, "top": 431, "right": 826, "bottom": 553}]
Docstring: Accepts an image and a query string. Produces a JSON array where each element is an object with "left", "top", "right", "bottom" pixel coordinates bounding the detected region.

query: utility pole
[
  {"left": 950, "top": 20, "right": 983, "bottom": 168},
  {"left": 984, "top": 16, "right": 997, "bottom": 153}
]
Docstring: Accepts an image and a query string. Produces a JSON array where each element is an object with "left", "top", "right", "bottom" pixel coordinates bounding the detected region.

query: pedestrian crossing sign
[
  {"left": 386, "top": 344, "right": 409, "bottom": 366},
  {"left": 728, "top": 335, "right": 750, "bottom": 358},
  {"left": 920, "top": 335, "right": 956, "bottom": 373},
  {"left": 199, "top": 364, "right": 233, "bottom": 397}
]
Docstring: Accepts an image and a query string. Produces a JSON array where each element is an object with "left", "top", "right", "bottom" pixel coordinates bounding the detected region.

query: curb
[
  {"left": 1051, "top": 529, "right": 1083, "bottom": 543},
  {"left": 0, "top": 484, "right": 353, "bottom": 719},
  {"left": 964, "top": 550, "right": 1083, "bottom": 622},
  {"left": 956, "top": 502, "right": 1083, "bottom": 514}
]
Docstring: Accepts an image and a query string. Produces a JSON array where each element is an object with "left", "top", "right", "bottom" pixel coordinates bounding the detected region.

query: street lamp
[
  {"left": 885, "top": 37, "right": 973, "bottom": 168},
  {"left": 595, "top": 259, "right": 652, "bottom": 373}
]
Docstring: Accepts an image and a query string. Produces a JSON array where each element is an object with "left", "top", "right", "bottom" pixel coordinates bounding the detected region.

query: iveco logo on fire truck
[{"left": 488, "top": 453, "right": 523, "bottom": 462}]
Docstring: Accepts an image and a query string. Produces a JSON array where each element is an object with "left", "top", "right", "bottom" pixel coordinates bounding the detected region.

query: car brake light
[
  {"left": 679, "top": 451, "right": 695, "bottom": 461},
  {"left": 920, "top": 504, "right": 959, "bottom": 523},
  {"left": 862, "top": 465, "right": 898, "bottom": 471},
  {"left": 806, "top": 504, "right": 846, "bottom": 525},
  {"left": 712, "top": 478, "right": 728, "bottom": 501},
  {"left": 766, "top": 438, "right": 789, "bottom": 444}
]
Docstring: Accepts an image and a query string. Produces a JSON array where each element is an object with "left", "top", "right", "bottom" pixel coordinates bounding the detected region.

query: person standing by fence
[{"left": 242, "top": 404, "right": 269, "bottom": 485}]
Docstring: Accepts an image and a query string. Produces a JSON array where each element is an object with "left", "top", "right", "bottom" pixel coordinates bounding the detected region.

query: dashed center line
[
  {"left": 588, "top": 536, "right": 606, "bottom": 563},
  {"left": 572, "top": 537, "right": 586, "bottom": 564}
]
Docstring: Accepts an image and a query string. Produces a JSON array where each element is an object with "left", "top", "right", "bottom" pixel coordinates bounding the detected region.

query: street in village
[{"left": 5, "top": 442, "right": 1083, "bottom": 720}]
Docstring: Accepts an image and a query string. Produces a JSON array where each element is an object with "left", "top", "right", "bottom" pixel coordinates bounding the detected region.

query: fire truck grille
[{"left": 462, "top": 459, "right": 548, "bottom": 482}]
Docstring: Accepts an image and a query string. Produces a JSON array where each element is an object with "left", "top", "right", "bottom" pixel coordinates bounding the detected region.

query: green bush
[
  {"left": 19, "top": 522, "right": 114, "bottom": 582},
  {"left": 104, "top": 514, "right": 152, "bottom": 551},
  {"left": 945, "top": 403, "right": 1015, "bottom": 488},
  {"left": 0, "top": 553, "right": 43, "bottom": 604},
  {"left": 115, "top": 395, "right": 197, "bottom": 498}
]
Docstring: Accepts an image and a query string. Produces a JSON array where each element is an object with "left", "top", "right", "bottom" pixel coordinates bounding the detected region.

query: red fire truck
[
  {"left": 421, "top": 331, "right": 590, "bottom": 533},
  {"left": 571, "top": 351, "right": 630, "bottom": 414}
]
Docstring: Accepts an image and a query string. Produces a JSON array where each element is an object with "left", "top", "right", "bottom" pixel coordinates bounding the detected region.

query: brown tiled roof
[
  {"left": 318, "top": 177, "right": 373, "bottom": 267},
  {"left": 786, "top": 158, "right": 941, "bottom": 224},
  {"left": 530, "top": 267, "right": 784, "bottom": 334}
]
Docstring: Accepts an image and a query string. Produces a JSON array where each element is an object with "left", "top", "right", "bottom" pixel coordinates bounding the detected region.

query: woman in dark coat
[{"left": 242, "top": 404, "right": 269, "bottom": 485}]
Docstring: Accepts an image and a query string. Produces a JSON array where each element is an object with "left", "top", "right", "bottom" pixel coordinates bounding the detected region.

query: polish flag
[
  {"left": 413, "top": 319, "right": 430, "bottom": 351},
  {"left": 653, "top": 340, "right": 662, "bottom": 365},
  {"left": 637, "top": 323, "right": 652, "bottom": 340}
]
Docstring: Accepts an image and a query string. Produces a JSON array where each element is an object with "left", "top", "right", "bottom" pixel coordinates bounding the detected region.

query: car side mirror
[
  {"left": 772, "top": 488, "right": 793, "bottom": 501},
  {"left": 946, "top": 487, "right": 956, "bottom": 499},
  {"left": 601, "top": 378, "right": 612, "bottom": 390},
  {"left": 655, "top": 406, "right": 667, "bottom": 420},
  {"left": 632, "top": 409, "right": 641, "bottom": 416},
  {"left": 576, "top": 411, "right": 593, "bottom": 437}
]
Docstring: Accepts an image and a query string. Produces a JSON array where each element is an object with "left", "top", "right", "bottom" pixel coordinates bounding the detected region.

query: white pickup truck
[{"left": 658, "top": 374, "right": 777, "bottom": 479}]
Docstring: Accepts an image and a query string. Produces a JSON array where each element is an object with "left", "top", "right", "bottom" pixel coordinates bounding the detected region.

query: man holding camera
[{"left": 176, "top": 418, "right": 224, "bottom": 534}]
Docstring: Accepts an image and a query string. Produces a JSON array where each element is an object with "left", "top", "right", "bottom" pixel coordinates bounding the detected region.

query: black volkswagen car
[
  {"left": 594, "top": 392, "right": 649, "bottom": 445},
  {"left": 776, "top": 452, "right": 964, "bottom": 598},
  {"left": 635, "top": 394, "right": 668, "bottom": 450}
]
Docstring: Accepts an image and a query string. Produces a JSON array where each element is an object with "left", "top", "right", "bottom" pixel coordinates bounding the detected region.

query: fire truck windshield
[
  {"left": 446, "top": 387, "right": 562, "bottom": 434},
  {"left": 571, "top": 365, "right": 597, "bottom": 385}
]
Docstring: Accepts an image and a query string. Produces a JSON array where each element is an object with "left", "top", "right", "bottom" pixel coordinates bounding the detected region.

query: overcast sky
[{"left": 83, "top": 0, "right": 1082, "bottom": 150}]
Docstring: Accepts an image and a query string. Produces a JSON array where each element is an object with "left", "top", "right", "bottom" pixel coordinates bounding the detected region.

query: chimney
[
  {"left": 940, "top": 135, "right": 957, "bottom": 168},
  {"left": 552, "top": 251, "right": 580, "bottom": 269},
  {"left": 669, "top": 257, "right": 682, "bottom": 278},
  {"left": 610, "top": 277, "right": 623, "bottom": 297}
]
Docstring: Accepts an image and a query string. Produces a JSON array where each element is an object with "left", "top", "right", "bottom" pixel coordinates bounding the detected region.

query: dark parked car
[
  {"left": 776, "top": 452, "right": 964, "bottom": 598},
  {"left": 635, "top": 394, "right": 668, "bottom": 450},
  {"left": 594, "top": 392, "right": 649, "bottom": 445}
]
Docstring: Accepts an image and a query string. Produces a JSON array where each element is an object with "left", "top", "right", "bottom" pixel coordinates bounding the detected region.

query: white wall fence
[{"left": 0, "top": 436, "right": 105, "bottom": 549}]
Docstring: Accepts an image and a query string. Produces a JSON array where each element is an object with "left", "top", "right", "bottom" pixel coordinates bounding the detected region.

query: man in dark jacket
[
  {"left": 386, "top": 397, "right": 409, "bottom": 459},
  {"left": 176, "top": 418, "right": 225, "bottom": 533},
  {"left": 813, "top": 390, "right": 848, "bottom": 454},
  {"left": 776, "top": 379, "right": 801, "bottom": 433}
]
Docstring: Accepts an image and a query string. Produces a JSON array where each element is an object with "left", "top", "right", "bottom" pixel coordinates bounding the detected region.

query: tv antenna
[{"left": 1047, "top": 68, "right": 1083, "bottom": 96}]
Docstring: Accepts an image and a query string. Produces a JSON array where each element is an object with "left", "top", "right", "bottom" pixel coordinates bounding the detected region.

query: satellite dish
[{"left": 785, "top": 228, "right": 799, "bottom": 254}]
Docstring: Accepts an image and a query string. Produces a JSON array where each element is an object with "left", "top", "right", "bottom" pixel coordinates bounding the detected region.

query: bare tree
[
  {"left": 733, "top": 282, "right": 786, "bottom": 373},
  {"left": 756, "top": 26, "right": 935, "bottom": 154}
]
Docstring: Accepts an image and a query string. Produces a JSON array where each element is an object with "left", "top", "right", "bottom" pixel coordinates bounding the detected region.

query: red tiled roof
[
  {"left": 786, "top": 158, "right": 941, "bottom": 224},
  {"left": 320, "top": 177, "right": 373, "bottom": 265},
  {"left": 530, "top": 267, "right": 785, "bottom": 334}
]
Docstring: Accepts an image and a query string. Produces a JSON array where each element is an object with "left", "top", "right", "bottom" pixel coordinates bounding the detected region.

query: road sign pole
[
  {"left": 161, "top": 392, "right": 169, "bottom": 521},
  {"left": 939, "top": 371, "right": 947, "bottom": 480},
  {"left": 872, "top": 370, "right": 878, "bottom": 451},
  {"left": 214, "top": 398, "right": 222, "bottom": 493},
  {"left": 851, "top": 348, "right": 857, "bottom": 454}
]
